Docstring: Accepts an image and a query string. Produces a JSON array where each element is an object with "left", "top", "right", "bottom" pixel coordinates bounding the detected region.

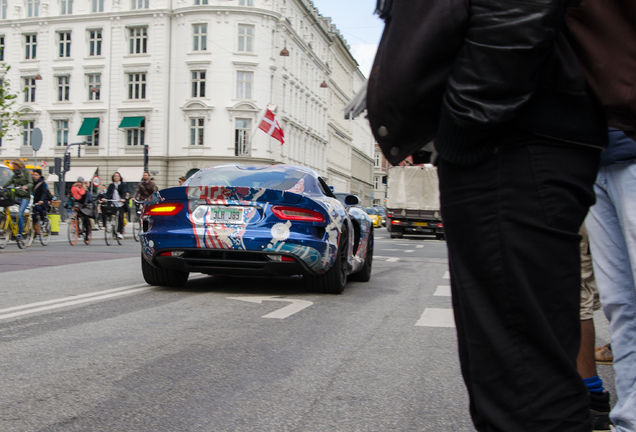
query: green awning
[
  {"left": 118, "top": 116, "right": 144, "bottom": 128},
  {"left": 77, "top": 117, "right": 99, "bottom": 136}
]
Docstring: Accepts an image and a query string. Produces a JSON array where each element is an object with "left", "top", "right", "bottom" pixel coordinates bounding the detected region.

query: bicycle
[
  {"left": 0, "top": 187, "right": 35, "bottom": 249},
  {"left": 132, "top": 198, "right": 144, "bottom": 242},
  {"left": 68, "top": 204, "right": 92, "bottom": 246},
  {"left": 32, "top": 208, "right": 51, "bottom": 246},
  {"left": 102, "top": 199, "right": 123, "bottom": 246}
]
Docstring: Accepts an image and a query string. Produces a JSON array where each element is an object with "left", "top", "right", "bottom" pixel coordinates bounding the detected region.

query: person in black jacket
[
  {"left": 377, "top": 1, "right": 607, "bottom": 431},
  {"left": 101, "top": 172, "right": 128, "bottom": 240},
  {"left": 30, "top": 169, "right": 51, "bottom": 229}
]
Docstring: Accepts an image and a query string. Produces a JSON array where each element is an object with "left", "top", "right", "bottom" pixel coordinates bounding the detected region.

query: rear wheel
[
  {"left": 349, "top": 230, "right": 373, "bottom": 282},
  {"left": 68, "top": 218, "right": 78, "bottom": 246},
  {"left": 304, "top": 227, "right": 349, "bottom": 294},
  {"left": 105, "top": 216, "right": 115, "bottom": 245},
  {"left": 0, "top": 213, "right": 9, "bottom": 249},
  {"left": 39, "top": 219, "right": 51, "bottom": 246},
  {"left": 141, "top": 255, "right": 189, "bottom": 287},
  {"left": 133, "top": 216, "right": 141, "bottom": 242}
]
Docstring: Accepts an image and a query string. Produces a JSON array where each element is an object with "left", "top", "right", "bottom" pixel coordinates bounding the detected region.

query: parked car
[
  {"left": 140, "top": 164, "right": 374, "bottom": 293},
  {"left": 364, "top": 207, "right": 382, "bottom": 228}
]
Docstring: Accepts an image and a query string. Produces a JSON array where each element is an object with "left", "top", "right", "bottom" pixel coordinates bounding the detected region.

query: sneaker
[
  {"left": 596, "top": 344, "right": 613, "bottom": 364},
  {"left": 16, "top": 234, "right": 22, "bottom": 240},
  {"left": 117, "top": 233, "right": 124, "bottom": 240},
  {"left": 590, "top": 391, "right": 613, "bottom": 431}
]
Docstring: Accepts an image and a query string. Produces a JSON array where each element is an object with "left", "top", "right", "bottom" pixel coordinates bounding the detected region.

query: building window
[
  {"left": 24, "top": 77, "right": 36, "bottom": 102},
  {"left": 61, "top": 0, "right": 73, "bottom": 14},
  {"left": 23, "top": 121, "right": 35, "bottom": 146},
  {"left": 234, "top": 119, "right": 250, "bottom": 156},
  {"left": 88, "top": 29, "right": 102, "bottom": 56},
  {"left": 194, "top": 0, "right": 208, "bottom": 4},
  {"left": 58, "top": 31, "right": 71, "bottom": 58},
  {"left": 192, "top": 24, "right": 207, "bottom": 51},
  {"left": 91, "top": 0, "right": 104, "bottom": 12},
  {"left": 129, "top": 27, "right": 148, "bottom": 54},
  {"left": 374, "top": 152, "right": 381, "bottom": 167},
  {"left": 1, "top": 0, "right": 7, "bottom": 19},
  {"left": 57, "top": 75, "right": 70, "bottom": 101},
  {"left": 131, "top": 0, "right": 148, "bottom": 9},
  {"left": 190, "top": 118, "right": 204, "bottom": 146},
  {"left": 55, "top": 120, "right": 69, "bottom": 147},
  {"left": 127, "top": 73, "right": 147, "bottom": 100},
  {"left": 25, "top": 34, "right": 37, "bottom": 60},
  {"left": 238, "top": 24, "right": 254, "bottom": 53},
  {"left": 26, "top": 0, "right": 40, "bottom": 17},
  {"left": 87, "top": 121, "right": 99, "bottom": 147},
  {"left": 236, "top": 71, "right": 253, "bottom": 99},
  {"left": 0, "top": 35, "right": 4, "bottom": 61},
  {"left": 127, "top": 120, "right": 145, "bottom": 146},
  {"left": 87, "top": 73, "right": 101, "bottom": 100},
  {"left": 191, "top": 71, "right": 206, "bottom": 98},
  {"left": 238, "top": 0, "right": 253, "bottom": 5}
]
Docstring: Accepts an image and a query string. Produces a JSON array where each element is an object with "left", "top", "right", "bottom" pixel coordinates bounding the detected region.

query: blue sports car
[{"left": 140, "top": 164, "right": 374, "bottom": 293}]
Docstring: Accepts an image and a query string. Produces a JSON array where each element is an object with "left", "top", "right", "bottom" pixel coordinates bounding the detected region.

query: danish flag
[{"left": 258, "top": 108, "right": 285, "bottom": 144}]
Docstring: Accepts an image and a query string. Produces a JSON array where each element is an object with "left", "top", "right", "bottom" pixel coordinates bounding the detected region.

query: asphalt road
[{"left": 0, "top": 225, "right": 615, "bottom": 431}]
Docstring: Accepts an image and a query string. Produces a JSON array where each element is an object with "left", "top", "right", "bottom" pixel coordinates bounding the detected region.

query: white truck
[{"left": 385, "top": 165, "right": 444, "bottom": 240}]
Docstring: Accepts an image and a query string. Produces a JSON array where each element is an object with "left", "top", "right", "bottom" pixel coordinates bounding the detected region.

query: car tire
[
  {"left": 141, "top": 255, "right": 189, "bottom": 288},
  {"left": 349, "top": 230, "right": 373, "bottom": 282},
  {"left": 304, "top": 227, "right": 349, "bottom": 294}
]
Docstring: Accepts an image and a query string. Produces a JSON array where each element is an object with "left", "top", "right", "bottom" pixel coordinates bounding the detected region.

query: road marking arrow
[{"left": 227, "top": 296, "right": 313, "bottom": 319}]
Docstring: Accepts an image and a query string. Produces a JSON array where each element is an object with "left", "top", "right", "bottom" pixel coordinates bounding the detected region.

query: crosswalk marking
[
  {"left": 433, "top": 285, "right": 451, "bottom": 296},
  {"left": 415, "top": 308, "right": 455, "bottom": 328}
]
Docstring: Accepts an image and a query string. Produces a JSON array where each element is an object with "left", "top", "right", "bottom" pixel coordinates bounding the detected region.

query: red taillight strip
[
  {"left": 271, "top": 205, "right": 325, "bottom": 222},
  {"left": 144, "top": 202, "right": 184, "bottom": 216}
]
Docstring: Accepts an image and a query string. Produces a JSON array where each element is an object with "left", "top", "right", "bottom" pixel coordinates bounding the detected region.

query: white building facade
[{"left": 0, "top": 0, "right": 374, "bottom": 202}]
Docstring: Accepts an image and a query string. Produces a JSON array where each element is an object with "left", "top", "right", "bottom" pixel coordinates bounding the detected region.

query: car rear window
[
  {"left": 188, "top": 165, "right": 322, "bottom": 193},
  {"left": 365, "top": 207, "right": 379, "bottom": 215}
]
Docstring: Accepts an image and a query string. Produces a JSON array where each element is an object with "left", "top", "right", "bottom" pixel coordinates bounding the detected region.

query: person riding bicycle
[
  {"left": 101, "top": 172, "right": 128, "bottom": 240},
  {"left": 11, "top": 159, "right": 33, "bottom": 241},
  {"left": 133, "top": 171, "right": 157, "bottom": 202},
  {"left": 31, "top": 169, "right": 51, "bottom": 231},
  {"left": 71, "top": 176, "right": 93, "bottom": 242}
]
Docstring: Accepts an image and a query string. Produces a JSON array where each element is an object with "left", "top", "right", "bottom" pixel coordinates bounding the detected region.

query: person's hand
[
  {"left": 22, "top": 185, "right": 27, "bottom": 190},
  {"left": 120, "top": 199, "right": 126, "bottom": 203},
  {"left": 37, "top": 201, "right": 43, "bottom": 205}
]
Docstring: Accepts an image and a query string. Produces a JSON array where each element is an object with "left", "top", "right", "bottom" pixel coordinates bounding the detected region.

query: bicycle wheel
[
  {"left": 133, "top": 218, "right": 141, "bottom": 242},
  {"left": 105, "top": 216, "right": 114, "bottom": 246},
  {"left": 23, "top": 216, "right": 35, "bottom": 247},
  {"left": 68, "top": 218, "right": 79, "bottom": 246},
  {"left": 39, "top": 219, "right": 51, "bottom": 246},
  {"left": 0, "top": 213, "right": 8, "bottom": 249}
]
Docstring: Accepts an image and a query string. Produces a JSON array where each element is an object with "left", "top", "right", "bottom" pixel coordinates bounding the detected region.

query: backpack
[{"left": 565, "top": 0, "right": 636, "bottom": 133}]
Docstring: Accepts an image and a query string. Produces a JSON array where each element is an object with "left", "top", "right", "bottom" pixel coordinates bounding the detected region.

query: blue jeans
[
  {"left": 17, "top": 198, "right": 29, "bottom": 236},
  {"left": 586, "top": 160, "right": 636, "bottom": 432}
]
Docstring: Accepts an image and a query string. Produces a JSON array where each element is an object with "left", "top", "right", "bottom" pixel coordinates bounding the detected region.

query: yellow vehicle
[
  {"left": 0, "top": 165, "right": 36, "bottom": 249},
  {"left": 364, "top": 207, "right": 383, "bottom": 228},
  {"left": 3, "top": 159, "right": 43, "bottom": 172}
]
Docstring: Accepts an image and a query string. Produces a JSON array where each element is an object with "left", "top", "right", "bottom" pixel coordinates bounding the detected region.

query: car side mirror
[{"left": 344, "top": 195, "right": 360, "bottom": 206}]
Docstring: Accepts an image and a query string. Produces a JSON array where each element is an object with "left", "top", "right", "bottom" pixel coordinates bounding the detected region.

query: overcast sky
[{"left": 312, "top": 1, "right": 384, "bottom": 79}]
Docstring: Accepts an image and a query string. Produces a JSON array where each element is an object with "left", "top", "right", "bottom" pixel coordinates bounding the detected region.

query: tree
[{"left": 0, "top": 63, "right": 25, "bottom": 141}]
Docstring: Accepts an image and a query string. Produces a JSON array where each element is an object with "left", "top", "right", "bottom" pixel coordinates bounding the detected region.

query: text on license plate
[
  {"left": 413, "top": 222, "right": 428, "bottom": 227},
  {"left": 205, "top": 206, "right": 245, "bottom": 224}
]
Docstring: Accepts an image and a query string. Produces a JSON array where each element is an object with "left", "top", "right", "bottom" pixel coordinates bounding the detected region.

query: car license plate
[
  {"left": 204, "top": 206, "right": 245, "bottom": 225},
  {"left": 413, "top": 222, "right": 428, "bottom": 227}
]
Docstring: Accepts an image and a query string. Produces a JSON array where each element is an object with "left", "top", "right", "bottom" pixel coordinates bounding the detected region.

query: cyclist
[
  {"left": 71, "top": 176, "right": 92, "bottom": 242},
  {"left": 31, "top": 169, "right": 51, "bottom": 232},
  {"left": 11, "top": 159, "right": 33, "bottom": 241},
  {"left": 133, "top": 171, "right": 157, "bottom": 202},
  {"left": 101, "top": 172, "right": 128, "bottom": 240}
]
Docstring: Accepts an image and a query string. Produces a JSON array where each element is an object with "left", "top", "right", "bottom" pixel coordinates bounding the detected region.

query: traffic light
[
  {"left": 63, "top": 153, "right": 71, "bottom": 171},
  {"left": 53, "top": 157, "right": 62, "bottom": 175}
]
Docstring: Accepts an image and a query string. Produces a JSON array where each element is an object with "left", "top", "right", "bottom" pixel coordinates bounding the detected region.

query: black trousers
[{"left": 438, "top": 140, "right": 600, "bottom": 432}]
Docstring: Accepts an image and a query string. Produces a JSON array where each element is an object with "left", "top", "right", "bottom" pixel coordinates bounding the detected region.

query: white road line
[
  {"left": 433, "top": 285, "right": 451, "bottom": 297},
  {"left": 386, "top": 258, "right": 399, "bottom": 263},
  {"left": 416, "top": 245, "right": 424, "bottom": 249},
  {"left": 415, "top": 308, "right": 455, "bottom": 328},
  {"left": 372, "top": 256, "right": 401, "bottom": 261},
  {"left": 443, "top": 271, "right": 450, "bottom": 279}
]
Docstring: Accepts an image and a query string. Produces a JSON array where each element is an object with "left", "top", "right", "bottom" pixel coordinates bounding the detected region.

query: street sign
[
  {"left": 31, "top": 128, "right": 43, "bottom": 151},
  {"left": 92, "top": 176, "right": 101, "bottom": 187}
]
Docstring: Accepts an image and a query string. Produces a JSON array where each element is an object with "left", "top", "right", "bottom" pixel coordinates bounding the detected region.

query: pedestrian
[
  {"left": 133, "top": 171, "right": 157, "bottom": 202},
  {"left": 178, "top": 176, "right": 186, "bottom": 186},
  {"left": 380, "top": 2, "right": 608, "bottom": 431},
  {"left": 585, "top": 128, "right": 636, "bottom": 432},
  {"left": 100, "top": 172, "right": 127, "bottom": 240},
  {"left": 577, "top": 224, "right": 612, "bottom": 431},
  {"left": 10, "top": 159, "right": 33, "bottom": 241}
]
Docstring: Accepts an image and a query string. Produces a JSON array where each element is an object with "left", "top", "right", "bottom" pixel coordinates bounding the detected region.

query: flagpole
[{"left": 250, "top": 106, "right": 269, "bottom": 142}]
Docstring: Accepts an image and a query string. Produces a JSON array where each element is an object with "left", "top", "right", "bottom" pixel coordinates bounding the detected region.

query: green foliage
[{"left": 0, "top": 63, "right": 26, "bottom": 140}]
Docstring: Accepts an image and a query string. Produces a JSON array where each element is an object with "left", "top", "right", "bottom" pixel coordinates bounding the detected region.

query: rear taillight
[
  {"left": 391, "top": 220, "right": 402, "bottom": 225},
  {"left": 271, "top": 205, "right": 325, "bottom": 222},
  {"left": 145, "top": 202, "right": 184, "bottom": 216}
]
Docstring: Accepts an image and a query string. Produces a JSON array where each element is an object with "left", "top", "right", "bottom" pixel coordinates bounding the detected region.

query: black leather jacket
[{"left": 435, "top": 0, "right": 607, "bottom": 165}]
